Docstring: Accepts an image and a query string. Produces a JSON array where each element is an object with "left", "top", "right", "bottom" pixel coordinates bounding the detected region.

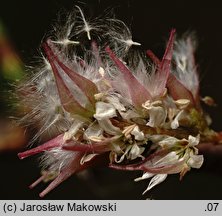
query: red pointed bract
[
  {"left": 39, "top": 153, "right": 83, "bottom": 197},
  {"left": 161, "top": 29, "right": 176, "bottom": 64},
  {"left": 18, "top": 134, "right": 64, "bottom": 160},
  {"left": 167, "top": 73, "right": 195, "bottom": 105},
  {"left": 48, "top": 40, "right": 98, "bottom": 106},
  {"left": 105, "top": 46, "right": 152, "bottom": 107},
  {"left": 43, "top": 42, "right": 93, "bottom": 117},
  {"left": 63, "top": 138, "right": 114, "bottom": 153},
  {"left": 146, "top": 29, "right": 196, "bottom": 105},
  {"left": 159, "top": 28, "right": 175, "bottom": 83},
  {"left": 29, "top": 174, "right": 47, "bottom": 189}
]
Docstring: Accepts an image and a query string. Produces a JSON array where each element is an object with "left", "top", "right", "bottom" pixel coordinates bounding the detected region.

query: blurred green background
[{"left": 0, "top": 0, "right": 222, "bottom": 199}]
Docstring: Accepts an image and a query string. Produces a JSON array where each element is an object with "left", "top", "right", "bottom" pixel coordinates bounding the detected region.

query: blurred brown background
[{"left": 0, "top": 0, "right": 222, "bottom": 199}]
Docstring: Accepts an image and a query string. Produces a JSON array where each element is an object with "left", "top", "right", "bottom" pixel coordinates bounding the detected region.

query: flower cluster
[{"left": 18, "top": 7, "right": 220, "bottom": 197}]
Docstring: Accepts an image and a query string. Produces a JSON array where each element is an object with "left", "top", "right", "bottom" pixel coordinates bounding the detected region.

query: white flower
[
  {"left": 134, "top": 134, "right": 203, "bottom": 194},
  {"left": 63, "top": 120, "right": 84, "bottom": 142},
  {"left": 143, "top": 100, "right": 167, "bottom": 128},
  {"left": 98, "top": 119, "right": 121, "bottom": 135},
  {"left": 93, "top": 101, "right": 121, "bottom": 135},
  {"left": 131, "top": 125, "right": 145, "bottom": 141},
  {"left": 83, "top": 122, "right": 103, "bottom": 141},
  {"left": 187, "top": 153, "right": 203, "bottom": 169},
  {"left": 188, "top": 134, "right": 200, "bottom": 147},
  {"left": 128, "top": 144, "right": 145, "bottom": 160},
  {"left": 93, "top": 101, "right": 117, "bottom": 120},
  {"left": 158, "top": 136, "right": 180, "bottom": 148},
  {"left": 171, "top": 110, "right": 184, "bottom": 129}
]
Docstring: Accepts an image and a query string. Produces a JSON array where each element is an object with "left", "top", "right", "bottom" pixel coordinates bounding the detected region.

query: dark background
[{"left": 0, "top": 0, "right": 222, "bottom": 199}]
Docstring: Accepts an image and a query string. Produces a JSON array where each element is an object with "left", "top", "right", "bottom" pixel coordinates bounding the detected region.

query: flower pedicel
[{"left": 17, "top": 7, "right": 221, "bottom": 197}]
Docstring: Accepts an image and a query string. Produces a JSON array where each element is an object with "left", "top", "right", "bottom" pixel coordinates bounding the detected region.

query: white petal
[
  {"left": 146, "top": 106, "right": 167, "bottom": 127},
  {"left": 63, "top": 120, "right": 84, "bottom": 141},
  {"left": 174, "top": 99, "right": 190, "bottom": 109},
  {"left": 131, "top": 125, "right": 145, "bottom": 141},
  {"left": 83, "top": 123, "right": 103, "bottom": 140},
  {"left": 106, "top": 96, "right": 126, "bottom": 112},
  {"left": 98, "top": 119, "right": 121, "bottom": 135},
  {"left": 143, "top": 174, "right": 168, "bottom": 194},
  {"left": 134, "top": 172, "right": 155, "bottom": 182},
  {"left": 154, "top": 151, "right": 179, "bottom": 167},
  {"left": 80, "top": 153, "right": 98, "bottom": 165},
  {"left": 93, "top": 102, "right": 116, "bottom": 120},
  {"left": 187, "top": 154, "right": 204, "bottom": 169},
  {"left": 115, "top": 145, "right": 131, "bottom": 163},
  {"left": 188, "top": 134, "right": 200, "bottom": 147},
  {"left": 142, "top": 151, "right": 183, "bottom": 174},
  {"left": 128, "top": 144, "right": 145, "bottom": 160},
  {"left": 158, "top": 136, "right": 179, "bottom": 148},
  {"left": 171, "top": 110, "right": 184, "bottom": 129},
  {"left": 119, "top": 110, "right": 140, "bottom": 120}
]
